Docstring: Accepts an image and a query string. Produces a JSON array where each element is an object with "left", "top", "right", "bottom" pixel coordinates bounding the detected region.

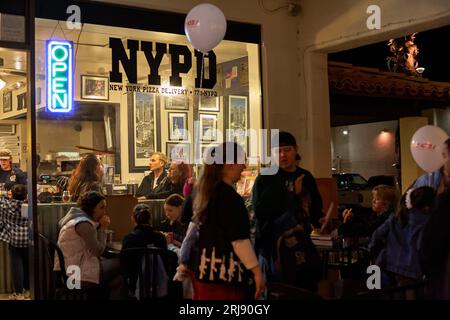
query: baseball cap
[
  {"left": 0, "top": 149, "right": 12, "bottom": 160},
  {"left": 272, "top": 131, "right": 297, "bottom": 148}
]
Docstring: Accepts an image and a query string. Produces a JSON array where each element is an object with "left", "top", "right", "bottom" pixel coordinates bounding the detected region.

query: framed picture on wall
[
  {"left": 168, "top": 112, "right": 189, "bottom": 141},
  {"left": 17, "top": 92, "right": 26, "bottom": 110},
  {"left": 165, "top": 95, "right": 189, "bottom": 110},
  {"left": 128, "top": 92, "right": 157, "bottom": 171},
  {"left": 198, "top": 143, "right": 217, "bottom": 159},
  {"left": 198, "top": 95, "right": 220, "bottom": 112},
  {"left": 227, "top": 95, "right": 248, "bottom": 150},
  {"left": 3, "top": 91, "right": 12, "bottom": 113},
  {"left": 166, "top": 142, "right": 190, "bottom": 163},
  {"left": 81, "top": 75, "right": 109, "bottom": 100},
  {"left": 199, "top": 113, "right": 218, "bottom": 142}
]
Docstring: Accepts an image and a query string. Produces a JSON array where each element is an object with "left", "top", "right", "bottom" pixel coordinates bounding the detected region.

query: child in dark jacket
[
  {"left": 369, "top": 186, "right": 435, "bottom": 288},
  {"left": 121, "top": 203, "right": 167, "bottom": 296}
]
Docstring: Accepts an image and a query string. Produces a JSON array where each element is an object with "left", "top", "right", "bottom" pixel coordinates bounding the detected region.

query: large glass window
[
  {"left": 35, "top": 19, "right": 262, "bottom": 183},
  {"left": 0, "top": 47, "right": 29, "bottom": 297},
  {"left": 32, "top": 19, "right": 263, "bottom": 273}
]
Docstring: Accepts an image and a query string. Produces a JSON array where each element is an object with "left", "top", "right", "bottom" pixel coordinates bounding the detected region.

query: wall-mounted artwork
[
  {"left": 3, "top": 91, "right": 12, "bottom": 113},
  {"left": 199, "top": 113, "right": 218, "bottom": 142},
  {"left": 168, "top": 112, "right": 189, "bottom": 141},
  {"left": 81, "top": 75, "right": 109, "bottom": 100},
  {"left": 167, "top": 142, "right": 190, "bottom": 163},
  {"left": 165, "top": 95, "right": 189, "bottom": 110},
  {"left": 128, "top": 92, "right": 156, "bottom": 172},
  {"left": 17, "top": 92, "right": 26, "bottom": 110},
  {"left": 198, "top": 96, "right": 219, "bottom": 112},
  {"left": 228, "top": 95, "right": 248, "bottom": 150}
]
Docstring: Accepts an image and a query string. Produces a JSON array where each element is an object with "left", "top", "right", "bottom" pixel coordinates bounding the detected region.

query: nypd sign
[{"left": 46, "top": 40, "right": 73, "bottom": 113}]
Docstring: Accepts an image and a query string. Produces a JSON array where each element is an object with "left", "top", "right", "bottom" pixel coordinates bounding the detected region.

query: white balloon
[
  {"left": 184, "top": 3, "right": 227, "bottom": 54},
  {"left": 410, "top": 125, "right": 449, "bottom": 173}
]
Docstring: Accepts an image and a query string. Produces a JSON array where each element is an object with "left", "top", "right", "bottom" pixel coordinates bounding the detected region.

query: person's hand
[
  {"left": 294, "top": 174, "right": 305, "bottom": 195},
  {"left": 99, "top": 215, "right": 111, "bottom": 229},
  {"left": 342, "top": 208, "right": 353, "bottom": 224},
  {"left": 165, "top": 232, "right": 174, "bottom": 244},
  {"left": 173, "top": 264, "right": 189, "bottom": 281},
  {"left": 251, "top": 265, "right": 266, "bottom": 300}
]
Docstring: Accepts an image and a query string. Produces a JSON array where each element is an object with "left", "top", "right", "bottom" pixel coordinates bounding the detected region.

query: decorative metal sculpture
[{"left": 387, "top": 33, "right": 422, "bottom": 77}]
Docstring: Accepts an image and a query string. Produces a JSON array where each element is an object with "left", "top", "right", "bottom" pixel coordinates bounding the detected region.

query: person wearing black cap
[
  {"left": 251, "top": 131, "right": 323, "bottom": 290},
  {"left": 0, "top": 149, "right": 27, "bottom": 191}
]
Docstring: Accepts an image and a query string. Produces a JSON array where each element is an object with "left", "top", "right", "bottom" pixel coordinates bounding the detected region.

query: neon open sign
[{"left": 46, "top": 40, "right": 73, "bottom": 113}]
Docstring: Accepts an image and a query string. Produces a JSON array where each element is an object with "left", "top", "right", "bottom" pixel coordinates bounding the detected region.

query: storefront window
[
  {"left": 32, "top": 18, "right": 262, "bottom": 270},
  {"left": 0, "top": 47, "right": 29, "bottom": 297},
  {"left": 35, "top": 19, "right": 262, "bottom": 185}
]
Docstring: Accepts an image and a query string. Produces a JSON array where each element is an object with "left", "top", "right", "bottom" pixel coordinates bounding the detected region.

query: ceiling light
[
  {"left": 0, "top": 77, "right": 5, "bottom": 90},
  {"left": 342, "top": 130, "right": 349, "bottom": 135}
]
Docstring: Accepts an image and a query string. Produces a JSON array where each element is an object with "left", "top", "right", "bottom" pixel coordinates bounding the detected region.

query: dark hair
[
  {"left": 165, "top": 194, "right": 184, "bottom": 207},
  {"left": 396, "top": 186, "right": 435, "bottom": 226},
  {"left": 11, "top": 184, "right": 27, "bottom": 201},
  {"left": 68, "top": 154, "right": 102, "bottom": 201},
  {"left": 445, "top": 138, "right": 450, "bottom": 154},
  {"left": 272, "top": 131, "right": 297, "bottom": 148},
  {"left": 77, "top": 190, "right": 105, "bottom": 217},
  {"left": 133, "top": 203, "right": 151, "bottom": 225},
  {"left": 170, "top": 162, "right": 191, "bottom": 186},
  {"left": 411, "top": 186, "right": 436, "bottom": 212}
]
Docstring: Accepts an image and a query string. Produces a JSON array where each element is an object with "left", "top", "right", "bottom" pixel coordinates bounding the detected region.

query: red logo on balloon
[
  {"left": 413, "top": 142, "right": 437, "bottom": 150},
  {"left": 186, "top": 20, "right": 199, "bottom": 27}
]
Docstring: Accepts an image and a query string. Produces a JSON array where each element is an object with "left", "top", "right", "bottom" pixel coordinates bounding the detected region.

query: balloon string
[
  {"left": 199, "top": 52, "right": 205, "bottom": 110},
  {"left": 200, "top": 52, "right": 205, "bottom": 90}
]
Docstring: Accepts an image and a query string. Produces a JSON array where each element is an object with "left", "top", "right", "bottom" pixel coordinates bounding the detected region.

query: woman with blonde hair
[{"left": 189, "top": 142, "right": 265, "bottom": 300}]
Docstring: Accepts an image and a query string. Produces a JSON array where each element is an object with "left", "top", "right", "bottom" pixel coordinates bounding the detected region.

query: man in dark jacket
[
  {"left": 252, "top": 131, "right": 323, "bottom": 283},
  {"left": 135, "top": 152, "right": 170, "bottom": 198}
]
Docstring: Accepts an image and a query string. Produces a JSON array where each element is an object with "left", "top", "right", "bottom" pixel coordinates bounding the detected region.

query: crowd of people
[{"left": 0, "top": 133, "right": 449, "bottom": 300}]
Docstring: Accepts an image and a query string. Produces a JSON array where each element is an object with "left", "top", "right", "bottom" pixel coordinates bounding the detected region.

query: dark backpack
[{"left": 275, "top": 225, "right": 322, "bottom": 291}]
